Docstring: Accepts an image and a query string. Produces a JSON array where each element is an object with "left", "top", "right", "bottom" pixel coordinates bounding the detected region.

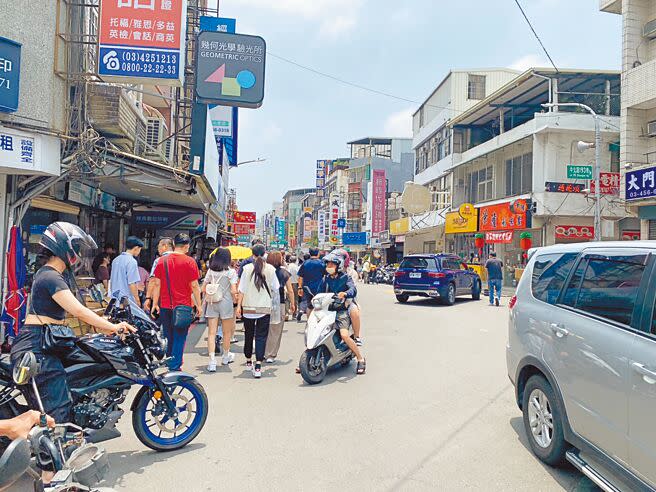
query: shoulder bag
[{"left": 164, "top": 256, "right": 195, "bottom": 330}]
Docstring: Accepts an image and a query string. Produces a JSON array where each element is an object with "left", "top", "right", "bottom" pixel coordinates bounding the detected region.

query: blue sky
[{"left": 217, "top": 0, "right": 622, "bottom": 216}]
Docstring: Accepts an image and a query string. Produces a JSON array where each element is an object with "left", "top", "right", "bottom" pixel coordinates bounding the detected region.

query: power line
[{"left": 513, "top": 0, "right": 559, "bottom": 73}]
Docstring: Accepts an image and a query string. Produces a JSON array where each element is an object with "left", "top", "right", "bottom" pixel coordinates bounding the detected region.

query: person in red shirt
[{"left": 150, "top": 233, "right": 202, "bottom": 370}]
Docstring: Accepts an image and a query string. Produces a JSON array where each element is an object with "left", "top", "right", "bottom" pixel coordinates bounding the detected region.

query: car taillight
[
  {"left": 427, "top": 272, "right": 446, "bottom": 278},
  {"left": 394, "top": 271, "right": 404, "bottom": 277},
  {"left": 509, "top": 295, "right": 517, "bottom": 310}
]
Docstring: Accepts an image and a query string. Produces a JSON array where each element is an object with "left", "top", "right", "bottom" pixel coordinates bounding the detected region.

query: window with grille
[
  {"left": 468, "top": 74, "right": 486, "bottom": 100},
  {"left": 505, "top": 152, "right": 533, "bottom": 197}
]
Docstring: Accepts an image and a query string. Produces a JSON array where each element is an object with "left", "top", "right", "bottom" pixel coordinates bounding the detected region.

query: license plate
[{"left": 409, "top": 272, "right": 422, "bottom": 278}]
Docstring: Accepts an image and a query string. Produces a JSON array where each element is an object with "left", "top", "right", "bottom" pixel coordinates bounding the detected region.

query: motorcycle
[
  {"left": 0, "top": 296, "right": 209, "bottom": 452},
  {"left": 1, "top": 351, "right": 111, "bottom": 492},
  {"left": 298, "top": 293, "right": 354, "bottom": 385}
]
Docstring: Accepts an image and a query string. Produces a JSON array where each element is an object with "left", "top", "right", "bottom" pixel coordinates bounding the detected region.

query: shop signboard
[
  {"left": 590, "top": 172, "right": 620, "bottom": 195},
  {"left": 555, "top": 225, "right": 594, "bottom": 240},
  {"left": 379, "top": 230, "right": 390, "bottom": 244},
  {"left": 0, "top": 37, "right": 21, "bottom": 113},
  {"left": 195, "top": 31, "right": 266, "bottom": 108},
  {"left": 330, "top": 197, "right": 340, "bottom": 244},
  {"left": 276, "top": 218, "right": 286, "bottom": 243},
  {"left": 316, "top": 160, "right": 330, "bottom": 197},
  {"left": 67, "top": 181, "right": 116, "bottom": 213},
  {"left": 626, "top": 166, "right": 656, "bottom": 201},
  {"left": 485, "top": 231, "right": 513, "bottom": 243},
  {"left": 445, "top": 209, "right": 478, "bottom": 234},
  {"left": 567, "top": 165, "right": 593, "bottom": 180},
  {"left": 0, "top": 130, "right": 34, "bottom": 169},
  {"left": 133, "top": 211, "right": 204, "bottom": 230},
  {"left": 233, "top": 211, "right": 256, "bottom": 223},
  {"left": 389, "top": 217, "right": 409, "bottom": 235},
  {"left": 318, "top": 210, "right": 326, "bottom": 244},
  {"left": 342, "top": 232, "right": 368, "bottom": 245},
  {"left": 98, "top": 0, "right": 187, "bottom": 85},
  {"left": 479, "top": 200, "right": 531, "bottom": 232},
  {"left": 545, "top": 181, "right": 585, "bottom": 193},
  {"left": 199, "top": 16, "right": 236, "bottom": 33},
  {"left": 622, "top": 230, "right": 641, "bottom": 240},
  {"left": 233, "top": 222, "right": 255, "bottom": 235},
  {"left": 371, "top": 169, "right": 387, "bottom": 235}
]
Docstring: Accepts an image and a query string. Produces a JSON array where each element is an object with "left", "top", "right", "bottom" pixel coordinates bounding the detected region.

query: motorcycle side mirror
[
  {"left": 13, "top": 352, "right": 38, "bottom": 386},
  {"left": 0, "top": 438, "right": 31, "bottom": 491},
  {"left": 104, "top": 297, "right": 117, "bottom": 317}
]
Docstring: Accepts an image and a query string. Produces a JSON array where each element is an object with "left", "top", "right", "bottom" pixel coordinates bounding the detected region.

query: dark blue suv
[{"left": 393, "top": 254, "right": 482, "bottom": 305}]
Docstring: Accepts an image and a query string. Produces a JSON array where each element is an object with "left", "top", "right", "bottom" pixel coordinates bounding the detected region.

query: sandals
[{"left": 356, "top": 359, "right": 366, "bottom": 375}]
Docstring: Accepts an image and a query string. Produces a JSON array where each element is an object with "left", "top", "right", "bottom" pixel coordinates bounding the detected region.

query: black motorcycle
[{"left": 0, "top": 297, "right": 208, "bottom": 452}]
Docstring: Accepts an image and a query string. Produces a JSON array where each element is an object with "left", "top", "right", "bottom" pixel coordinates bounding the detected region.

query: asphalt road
[{"left": 102, "top": 283, "right": 596, "bottom": 491}]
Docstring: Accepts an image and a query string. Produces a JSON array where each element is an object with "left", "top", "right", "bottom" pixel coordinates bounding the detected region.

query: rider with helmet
[
  {"left": 10, "top": 222, "right": 135, "bottom": 428},
  {"left": 316, "top": 250, "right": 366, "bottom": 375}
]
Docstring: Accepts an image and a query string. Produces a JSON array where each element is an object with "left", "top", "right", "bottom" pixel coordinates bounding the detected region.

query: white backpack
[{"left": 205, "top": 271, "right": 230, "bottom": 303}]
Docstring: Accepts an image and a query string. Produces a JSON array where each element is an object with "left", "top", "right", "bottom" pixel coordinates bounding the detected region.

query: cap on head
[
  {"left": 126, "top": 236, "right": 144, "bottom": 249},
  {"left": 174, "top": 233, "right": 191, "bottom": 246}
]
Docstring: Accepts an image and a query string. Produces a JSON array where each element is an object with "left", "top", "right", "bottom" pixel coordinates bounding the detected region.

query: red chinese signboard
[
  {"left": 371, "top": 169, "right": 387, "bottom": 235},
  {"left": 479, "top": 200, "right": 530, "bottom": 232},
  {"left": 622, "top": 230, "right": 641, "bottom": 241},
  {"left": 555, "top": 225, "right": 594, "bottom": 240},
  {"left": 233, "top": 223, "right": 255, "bottom": 235},
  {"left": 485, "top": 231, "right": 513, "bottom": 243},
  {"left": 233, "top": 211, "right": 256, "bottom": 223},
  {"left": 590, "top": 172, "right": 620, "bottom": 195}
]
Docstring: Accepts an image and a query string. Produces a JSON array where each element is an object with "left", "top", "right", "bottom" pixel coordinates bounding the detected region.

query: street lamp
[
  {"left": 542, "top": 103, "right": 602, "bottom": 241},
  {"left": 234, "top": 158, "right": 267, "bottom": 167}
]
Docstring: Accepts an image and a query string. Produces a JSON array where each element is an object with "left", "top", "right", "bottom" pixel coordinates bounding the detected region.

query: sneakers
[
  {"left": 266, "top": 357, "right": 274, "bottom": 364},
  {"left": 207, "top": 358, "right": 217, "bottom": 372},
  {"left": 246, "top": 359, "right": 253, "bottom": 368},
  {"left": 495, "top": 298, "right": 500, "bottom": 307},
  {"left": 222, "top": 352, "right": 235, "bottom": 365},
  {"left": 230, "top": 336, "right": 238, "bottom": 343},
  {"left": 355, "top": 337, "right": 363, "bottom": 347},
  {"left": 252, "top": 362, "right": 262, "bottom": 378}
]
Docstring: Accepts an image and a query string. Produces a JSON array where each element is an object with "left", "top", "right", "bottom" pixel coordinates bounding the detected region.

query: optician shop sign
[
  {"left": 98, "top": 0, "right": 187, "bottom": 85},
  {"left": 626, "top": 166, "right": 656, "bottom": 201},
  {"left": 0, "top": 37, "right": 21, "bottom": 113}
]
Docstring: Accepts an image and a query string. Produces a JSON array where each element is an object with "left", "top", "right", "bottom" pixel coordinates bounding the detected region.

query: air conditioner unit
[
  {"left": 145, "top": 117, "right": 168, "bottom": 162},
  {"left": 648, "top": 120, "right": 656, "bottom": 137},
  {"left": 644, "top": 18, "right": 656, "bottom": 38}
]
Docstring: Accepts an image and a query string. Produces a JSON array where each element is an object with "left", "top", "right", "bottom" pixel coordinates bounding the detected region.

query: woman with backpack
[
  {"left": 202, "top": 247, "right": 238, "bottom": 371},
  {"left": 236, "top": 244, "right": 279, "bottom": 379}
]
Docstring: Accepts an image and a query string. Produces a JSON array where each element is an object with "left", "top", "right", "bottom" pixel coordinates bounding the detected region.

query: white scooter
[{"left": 299, "top": 293, "right": 354, "bottom": 385}]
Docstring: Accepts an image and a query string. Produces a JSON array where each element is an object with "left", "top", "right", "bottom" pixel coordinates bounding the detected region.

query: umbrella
[
  {"left": 1, "top": 226, "right": 27, "bottom": 338},
  {"left": 224, "top": 245, "right": 252, "bottom": 261}
]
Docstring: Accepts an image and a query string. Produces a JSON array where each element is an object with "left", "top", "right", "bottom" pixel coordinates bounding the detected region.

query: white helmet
[{"left": 323, "top": 250, "right": 347, "bottom": 273}]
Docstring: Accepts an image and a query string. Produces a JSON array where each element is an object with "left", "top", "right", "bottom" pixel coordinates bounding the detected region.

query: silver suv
[{"left": 507, "top": 241, "right": 656, "bottom": 492}]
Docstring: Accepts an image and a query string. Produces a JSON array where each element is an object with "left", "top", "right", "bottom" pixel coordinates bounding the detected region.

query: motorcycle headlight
[{"left": 312, "top": 298, "right": 323, "bottom": 310}]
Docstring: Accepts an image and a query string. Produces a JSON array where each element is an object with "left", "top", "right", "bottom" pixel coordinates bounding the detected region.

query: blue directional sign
[{"left": 0, "top": 37, "right": 21, "bottom": 113}]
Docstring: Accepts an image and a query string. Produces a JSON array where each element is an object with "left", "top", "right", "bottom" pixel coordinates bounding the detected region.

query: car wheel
[
  {"left": 396, "top": 294, "right": 409, "bottom": 303},
  {"left": 522, "top": 375, "right": 567, "bottom": 466},
  {"left": 471, "top": 280, "right": 481, "bottom": 300},
  {"left": 442, "top": 283, "right": 456, "bottom": 306}
]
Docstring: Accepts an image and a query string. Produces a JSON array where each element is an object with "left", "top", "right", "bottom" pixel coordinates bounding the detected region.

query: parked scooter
[
  {"left": 298, "top": 293, "right": 354, "bottom": 385},
  {"left": 0, "top": 351, "right": 110, "bottom": 492}
]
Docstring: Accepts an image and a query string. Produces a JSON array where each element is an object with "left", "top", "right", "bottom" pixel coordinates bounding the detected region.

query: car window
[
  {"left": 400, "top": 257, "right": 437, "bottom": 270},
  {"left": 531, "top": 253, "right": 577, "bottom": 305},
  {"left": 443, "top": 259, "right": 459, "bottom": 270},
  {"left": 562, "top": 254, "right": 647, "bottom": 326}
]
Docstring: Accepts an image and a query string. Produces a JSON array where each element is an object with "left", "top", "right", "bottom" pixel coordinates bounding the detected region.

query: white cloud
[
  {"left": 319, "top": 15, "right": 357, "bottom": 39},
  {"left": 509, "top": 54, "right": 549, "bottom": 72},
  {"left": 383, "top": 108, "right": 413, "bottom": 138}
]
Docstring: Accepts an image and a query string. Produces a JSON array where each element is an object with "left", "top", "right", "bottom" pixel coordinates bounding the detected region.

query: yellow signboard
[
  {"left": 445, "top": 209, "right": 478, "bottom": 234},
  {"left": 390, "top": 217, "right": 410, "bottom": 235}
]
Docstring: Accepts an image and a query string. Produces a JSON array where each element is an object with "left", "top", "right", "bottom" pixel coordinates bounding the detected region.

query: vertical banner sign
[
  {"left": 0, "top": 37, "right": 21, "bottom": 113},
  {"left": 302, "top": 207, "right": 313, "bottom": 241},
  {"left": 98, "top": 0, "right": 187, "bottom": 86},
  {"left": 277, "top": 219, "right": 286, "bottom": 244},
  {"left": 365, "top": 181, "right": 373, "bottom": 232},
  {"left": 371, "top": 169, "right": 387, "bottom": 235},
  {"left": 316, "top": 160, "right": 328, "bottom": 197},
  {"left": 330, "top": 196, "right": 340, "bottom": 244},
  {"left": 318, "top": 211, "right": 326, "bottom": 245}
]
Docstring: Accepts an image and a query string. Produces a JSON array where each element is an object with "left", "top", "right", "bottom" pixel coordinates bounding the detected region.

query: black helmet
[{"left": 40, "top": 222, "right": 97, "bottom": 268}]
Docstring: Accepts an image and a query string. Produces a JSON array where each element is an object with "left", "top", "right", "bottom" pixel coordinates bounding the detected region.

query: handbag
[
  {"left": 42, "top": 323, "right": 77, "bottom": 356},
  {"left": 164, "top": 256, "right": 195, "bottom": 330}
]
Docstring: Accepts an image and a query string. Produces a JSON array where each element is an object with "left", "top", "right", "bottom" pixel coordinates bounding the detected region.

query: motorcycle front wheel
[
  {"left": 299, "top": 348, "right": 327, "bottom": 385},
  {"left": 132, "top": 380, "right": 208, "bottom": 452}
]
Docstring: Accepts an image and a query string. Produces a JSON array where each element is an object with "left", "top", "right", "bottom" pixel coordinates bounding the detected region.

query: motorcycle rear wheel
[
  {"left": 299, "top": 348, "right": 327, "bottom": 385},
  {"left": 132, "top": 380, "right": 208, "bottom": 452}
]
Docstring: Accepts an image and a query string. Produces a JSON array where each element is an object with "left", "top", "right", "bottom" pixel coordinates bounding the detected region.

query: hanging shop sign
[
  {"left": 390, "top": 217, "right": 409, "bottom": 235},
  {"left": 316, "top": 160, "right": 331, "bottom": 197},
  {"left": 626, "top": 166, "right": 656, "bottom": 201},
  {"left": 330, "top": 198, "right": 340, "bottom": 244},
  {"left": 485, "top": 231, "right": 513, "bottom": 244},
  {"left": 318, "top": 210, "right": 327, "bottom": 244},
  {"left": 233, "top": 223, "right": 255, "bottom": 235},
  {"left": 445, "top": 209, "right": 478, "bottom": 234},
  {"left": 133, "top": 210, "right": 204, "bottom": 230},
  {"left": 0, "top": 37, "right": 21, "bottom": 113},
  {"left": 342, "top": 232, "right": 368, "bottom": 245},
  {"left": 67, "top": 182, "right": 117, "bottom": 213},
  {"left": 98, "top": 0, "right": 187, "bottom": 85},
  {"left": 622, "top": 230, "right": 641, "bottom": 241},
  {"left": 590, "top": 172, "right": 621, "bottom": 196},
  {"left": 195, "top": 31, "right": 266, "bottom": 108},
  {"left": 379, "top": 230, "right": 390, "bottom": 244},
  {"left": 276, "top": 218, "right": 286, "bottom": 243},
  {"left": 371, "top": 169, "right": 387, "bottom": 235},
  {"left": 567, "top": 165, "right": 593, "bottom": 180},
  {"left": 545, "top": 181, "right": 585, "bottom": 194},
  {"left": 479, "top": 200, "right": 531, "bottom": 232},
  {"left": 0, "top": 129, "right": 34, "bottom": 170},
  {"left": 555, "top": 225, "right": 594, "bottom": 240},
  {"left": 458, "top": 202, "right": 476, "bottom": 219},
  {"left": 233, "top": 211, "right": 256, "bottom": 223}
]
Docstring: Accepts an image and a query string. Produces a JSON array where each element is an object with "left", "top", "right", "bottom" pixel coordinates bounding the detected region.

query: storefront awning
[{"left": 30, "top": 197, "right": 80, "bottom": 215}]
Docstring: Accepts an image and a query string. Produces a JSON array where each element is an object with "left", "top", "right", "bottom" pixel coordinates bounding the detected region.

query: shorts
[
  {"left": 334, "top": 310, "right": 351, "bottom": 332},
  {"left": 204, "top": 297, "right": 234, "bottom": 320}
]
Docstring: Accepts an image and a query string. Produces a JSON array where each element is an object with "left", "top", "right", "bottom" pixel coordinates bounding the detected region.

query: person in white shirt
[{"left": 286, "top": 255, "right": 300, "bottom": 319}]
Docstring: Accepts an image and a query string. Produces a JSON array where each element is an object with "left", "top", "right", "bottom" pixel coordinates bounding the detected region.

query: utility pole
[{"left": 542, "top": 103, "right": 602, "bottom": 241}]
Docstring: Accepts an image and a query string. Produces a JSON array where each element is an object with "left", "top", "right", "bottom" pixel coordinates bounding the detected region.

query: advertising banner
[
  {"left": 371, "top": 169, "right": 387, "bottom": 234},
  {"left": 445, "top": 209, "right": 478, "bottom": 234},
  {"left": 98, "top": 0, "right": 187, "bottom": 85},
  {"left": 555, "top": 225, "right": 594, "bottom": 240},
  {"left": 0, "top": 37, "right": 21, "bottom": 113},
  {"left": 479, "top": 200, "right": 530, "bottom": 232},
  {"left": 626, "top": 166, "right": 656, "bottom": 201},
  {"left": 485, "top": 231, "right": 513, "bottom": 243},
  {"left": 67, "top": 181, "right": 116, "bottom": 213}
]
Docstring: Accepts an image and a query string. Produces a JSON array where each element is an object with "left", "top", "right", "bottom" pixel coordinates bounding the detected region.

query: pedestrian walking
[
  {"left": 265, "top": 251, "right": 295, "bottom": 363},
  {"left": 362, "top": 259, "right": 371, "bottom": 284},
  {"left": 236, "top": 244, "right": 279, "bottom": 379},
  {"left": 150, "top": 233, "right": 202, "bottom": 371},
  {"left": 485, "top": 251, "right": 504, "bottom": 307},
  {"left": 109, "top": 236, "right": 144, "bottom": 306},
  {"left": 144, "top": 237, "right": 173, "bottom": 313},
  {"left": 202, "top": 247, "right": 238, "bottom": 371},
  {"left": 286, "top": 255, "right": 299, "bottom": 319}
]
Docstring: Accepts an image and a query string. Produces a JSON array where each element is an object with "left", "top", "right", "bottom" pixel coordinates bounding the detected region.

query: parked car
[
  {"left": 507, "top": 241, "right": 656, "bottom": 491},
  {"left": 393, "top": 254, "right": 481, "bottom": 305}
]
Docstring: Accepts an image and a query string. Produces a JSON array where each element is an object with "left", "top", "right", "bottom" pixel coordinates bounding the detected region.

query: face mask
[{"left": 326, "top": 266, "right": 337, "bottom": 275}]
